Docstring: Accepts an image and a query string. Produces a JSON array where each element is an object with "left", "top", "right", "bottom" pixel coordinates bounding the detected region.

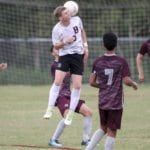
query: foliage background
[{"left": 0, "top": 0, "right": 150, "bottom": 84}]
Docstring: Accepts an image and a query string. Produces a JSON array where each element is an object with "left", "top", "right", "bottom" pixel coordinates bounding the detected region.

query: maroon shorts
[
  {"left": 55, "top": 96, "right": 85, "bottom": 117},
  {"left": 99, "top": 109, "right": 123, "bottom": 130}
]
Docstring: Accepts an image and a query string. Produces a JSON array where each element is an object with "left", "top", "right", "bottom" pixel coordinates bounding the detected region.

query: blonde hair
[{"left": 53, "top": 6, "right": 66, "bottom": 18}]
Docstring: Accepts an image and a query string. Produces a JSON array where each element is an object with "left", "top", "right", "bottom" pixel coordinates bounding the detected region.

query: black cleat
[{"left": 81, "top": 139, "right": 90, "bottom": 146}]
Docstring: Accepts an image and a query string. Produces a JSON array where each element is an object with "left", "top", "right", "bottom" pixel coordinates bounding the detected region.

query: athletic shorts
[
  {"left": 57, "top": 54, "right": 84, "bottom": 75},
  {"left": 55, "top": 96, "right": 85, "bottom": 117},
  {"left": 99, "top": 109, "right": 123, "bottom": 130}
]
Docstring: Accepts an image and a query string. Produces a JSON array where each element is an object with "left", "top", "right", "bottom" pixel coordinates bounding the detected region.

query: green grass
[{"left": 0, "top": 84, "right": 150, "bottom": 150}]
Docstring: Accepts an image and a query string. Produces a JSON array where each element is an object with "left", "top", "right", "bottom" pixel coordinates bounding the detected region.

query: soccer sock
[
  {"left": 48, "top": 83, "right": 60, "bottom": 107},
  {"left": 83, "top": 116, "right": 92, "bottom": 142},
  {"left": 52, "top": 119, "right": 66, "bottom": 140},
  {"left": 86, "top": 128, "right": 105, "bottom": 150},
  {"left": 104, "top": 136, "right": 115, "bottom": 150},
  {"left": 69, "top": 88, "right": 80, "bottom": 111}
]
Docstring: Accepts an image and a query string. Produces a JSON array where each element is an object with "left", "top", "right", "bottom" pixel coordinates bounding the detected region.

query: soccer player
[
  {"left": 136, "top": 39, "right": 150, "bottom": 82},
  {"left": 43, "top": 6, "right": 88, "bottom": 125},
  {"left": 85, "top": 32, "right": 138, "bottom": 150},
  {"left": 48, "top": 46, "right": 92, "bottom": 147},
  {"left": 0, "top": 63, "right": 7, "bottom": 71}
]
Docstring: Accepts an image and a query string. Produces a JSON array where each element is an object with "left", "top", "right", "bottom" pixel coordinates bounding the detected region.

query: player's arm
[
  {"left": 54, "top": 36, "right": 75, "bottom": 49},
  {"left": 52, "top": 27, "right": 74, "bottom": 49},
  {"left": 81, "top": 29, "right": 88, "bottom": 65},
  {"left": 89, "top": 73, "right": 99, "bottom": 88},
  {"left": 123, "top": 76, "right": 138, "bottom": 90},
  {"left": 136, "top": 53, "right": 144, "bottom": 82}
]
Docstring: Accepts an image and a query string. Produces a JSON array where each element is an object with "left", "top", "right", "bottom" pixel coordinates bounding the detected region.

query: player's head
[
  {"left": 53, "top": 6, "right": 70, "bottom": 21},
  {"left": 103, "top": 32, "right": 117, "bottom": 51}
]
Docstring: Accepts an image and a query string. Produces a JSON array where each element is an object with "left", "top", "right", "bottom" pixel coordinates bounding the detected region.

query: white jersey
[{"left": 52, "top": 16, "right": 84, "bottom": 56}]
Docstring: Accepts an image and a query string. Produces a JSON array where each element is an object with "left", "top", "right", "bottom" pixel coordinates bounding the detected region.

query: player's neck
[
  {"left": 61, "top": 20, "right": 70, "bottom": 27},
  {"left": 104, "top": 50, "right": 116, "bottom": 56}
]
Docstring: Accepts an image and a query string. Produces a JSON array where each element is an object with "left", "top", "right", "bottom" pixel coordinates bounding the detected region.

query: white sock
[
  {"left": 83, "top": 116, "right": 92, "bottom": 141},
  {"left": 69, "top": 88, "right": 80, "bottom": 111},
  {"left": 104, "top": 136, "right": 115, "bottom": 150},
  {"left": 86, "top": 128, "right": 105, "bottom": 150},
  {"left": 52, "top": 119, "right": 66, "bottom": 140},
  {"left": 48, "top": 83, "right": 60, "bottom": 107}
]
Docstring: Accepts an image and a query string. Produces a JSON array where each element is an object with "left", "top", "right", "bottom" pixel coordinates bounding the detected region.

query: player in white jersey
[
  {"left": 52, "top": 16, "right": 85, "bottom": 56},
  {"left": 43, "top": 6, "right": 88, "bottom": 126}
]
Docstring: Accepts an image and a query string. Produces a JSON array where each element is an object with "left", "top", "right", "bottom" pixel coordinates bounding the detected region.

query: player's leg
[
  {"left": 104, "top": 109, "right": 123, "bottom": 150},
  {"left": 64, "top": 74, "right": 82, "bottom": 125},
  {"left": 64, "top": 54, "right": 84, "bottom": 125},
  {"left": 44, "top": 55, "right": 69, "bottom": 119},
  {"left": 104, "top": 128, "right": 116, "bottom": 150},
  {"left": 48, "top": 118, "right": 65, "bottom": 147},
  {"left": 78, "top": 103, "right": 92, "bottom": 145},
  {"left": 48, "top": 97, "right": 70, "bottom": 147},
  {"left": 43, "top": 70, "right": 66, "bottom": 119},
  {"left": 85, "top": 127, "right": 106, "bottom": 150},
  {"left": 86, "top": 109, "right": 107, "bottom": 150}
]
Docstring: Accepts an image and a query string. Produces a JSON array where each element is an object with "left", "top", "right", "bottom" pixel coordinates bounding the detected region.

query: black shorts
[
  {"left": 57, "top": 54, "right": 84, "bottom": 75},
  {"left": 99, "top": 109, "right": 123, "bottom": 130}
]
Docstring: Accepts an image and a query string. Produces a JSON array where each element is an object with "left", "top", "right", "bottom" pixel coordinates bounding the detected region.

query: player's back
[{"left": 93, "top": 54, "right": 130, "bottom": 110}]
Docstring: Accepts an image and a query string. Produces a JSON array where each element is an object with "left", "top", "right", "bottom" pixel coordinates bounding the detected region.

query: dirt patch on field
[{"left": 0, "top": 144, "right": 80, "bottom": 150}]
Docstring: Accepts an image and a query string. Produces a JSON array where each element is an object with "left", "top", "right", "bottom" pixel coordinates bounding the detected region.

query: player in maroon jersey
[
  {"left": 48, "top": 46, "right": 92, "bottom": 147},
  {"left": 136, "top": 39, "right": 150, "bottom": 82},
  {"left": 86, "top": 32, "right": 138, "bottom": 150}
]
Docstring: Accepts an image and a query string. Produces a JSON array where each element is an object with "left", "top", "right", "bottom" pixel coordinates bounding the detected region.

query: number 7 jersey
[
  {"left": 92, "top": 54, "right": 131, "bottom": 110},
  {"left": 52, "top": 16, "right": 84, "bottom": 56}
]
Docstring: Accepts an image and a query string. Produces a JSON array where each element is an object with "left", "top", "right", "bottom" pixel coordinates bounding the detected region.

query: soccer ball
[{"left": 64, "top": 1, "right": 79, "bottom": 16}]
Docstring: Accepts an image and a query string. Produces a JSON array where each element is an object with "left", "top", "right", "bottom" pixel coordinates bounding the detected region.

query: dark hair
[
  {"left": 53, "top": 6, "right": 66, "bottom": 18},
  {"left": 103, "top": 32, "right": 117, "bottom": 51}
]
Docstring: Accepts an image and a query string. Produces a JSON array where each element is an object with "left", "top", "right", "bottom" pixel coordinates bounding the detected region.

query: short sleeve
[
  {"left": 78, "top": 16, "right": 83, "bottom": 30},
  {"left": 138, "top": 42, "right": 148, "bottom": 56},
  {"left": 52, "top": 26, "right": 61, "bottom": 45}
]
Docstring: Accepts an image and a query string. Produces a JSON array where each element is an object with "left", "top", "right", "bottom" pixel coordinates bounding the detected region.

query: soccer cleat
[
  {"left": 48, "top": 139, "right": 62, "bottom": 147},
  {"left": 81, "top": 139, "right": 90, "bottom": 146},
  {"left": 43, "top": 107, "right": 53, "bottom": 119},
  {"left": 64, "top": 110, "right": 74, "bottom": 125}
]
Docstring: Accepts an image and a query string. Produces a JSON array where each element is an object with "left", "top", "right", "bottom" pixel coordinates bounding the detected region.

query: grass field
[{"left": 0, "top": 84, "right": 150, "bottom": 150}]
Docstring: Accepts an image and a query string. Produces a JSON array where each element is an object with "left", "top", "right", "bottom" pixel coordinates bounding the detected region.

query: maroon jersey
[
  {"left": 92, "top": 54, "right": 131, "bottom": 110},
  {"left": 51, "top": 61, "right": 71, "bottom": 98},
  {"left": 138, "top": 39, "right": 150, "bottom": 56}
]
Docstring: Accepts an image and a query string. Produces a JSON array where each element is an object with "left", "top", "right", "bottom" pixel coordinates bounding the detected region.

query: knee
[
  {"left": 84, "top": 108, "right": 93, "bottom": 117},
  {"left": 54, "top": 80, "right": 62, "bottom": 86}
]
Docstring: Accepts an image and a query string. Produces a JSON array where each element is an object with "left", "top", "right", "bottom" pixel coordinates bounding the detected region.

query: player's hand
[
  {"left": 0, "top": 63, "right": 7, "bottom": 71},
  {"left": 132, "top": 81, "right": 138, "bottom": 90},
  {"left": 63, "top": 36, "right": 75, "bottom": 44},
  {"left": 138, "top": 73, "right": 144, "bottom": 82}
]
